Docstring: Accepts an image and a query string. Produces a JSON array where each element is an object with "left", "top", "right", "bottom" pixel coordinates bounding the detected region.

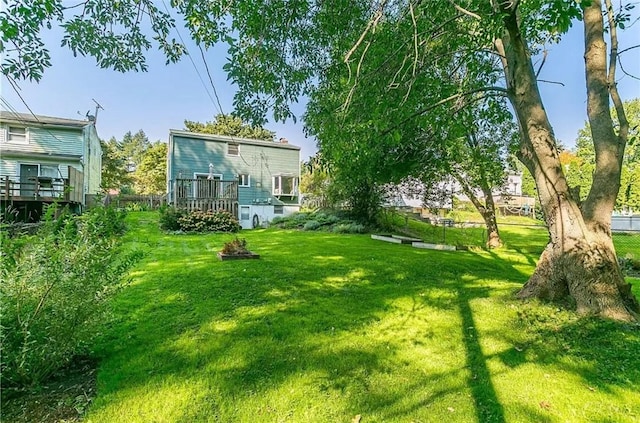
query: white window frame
[
  {"left": 272, "top": 175, "right": 298, "bottom": 196},
  {"left": 238, "top": 174, "right": 250, "bottom": 187},
  {"left": 227, "top": 143, "right": 240, "bottom": 156},
  {"left": 7, "top": 126, "right": 29, "bottom": 144}
]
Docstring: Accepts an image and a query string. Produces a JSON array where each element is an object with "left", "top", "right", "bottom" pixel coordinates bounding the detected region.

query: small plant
[{"left": 221, "top": 237, "right": 250, "bottom": 255}]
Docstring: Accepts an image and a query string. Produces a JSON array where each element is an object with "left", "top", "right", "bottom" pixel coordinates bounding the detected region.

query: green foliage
[
  {"left": 100, "top": 137, "right": 132, "bottom": 193},
  {"left": 0, "top": 206, "right": 140, "bottom": 389},
  {"left": 571, "top": 98, "right": 640, "bottom": 211},
  {"left": 101, "top": 131, "right": 166, "bottom": 195},
  {"left": 132, "top": 142, "right": 167, "bottom": 195},
  {"left": 1, "top": 0, "right": 184, "bottom": 82},
  {"left": 158, "top": 206, "right": 185, "bottom": 231},
  {"left": 271, "top": 211, "right": 366, "bottom": 233},
  {"left": 184, "top": 114, "right": 275, "bottom": 141},
  {"left": 176, "top": 210, "right": 240, "bottom": 233}
]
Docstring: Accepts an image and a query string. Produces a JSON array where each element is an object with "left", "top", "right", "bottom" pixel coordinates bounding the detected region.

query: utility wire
[{"left": 159, "top": 0, "right": 221, "bottom": 115}]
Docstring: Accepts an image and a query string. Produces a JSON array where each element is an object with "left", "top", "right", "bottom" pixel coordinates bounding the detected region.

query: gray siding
[{"left": 170, "top": 134, "right": 300, "bottom": 207}]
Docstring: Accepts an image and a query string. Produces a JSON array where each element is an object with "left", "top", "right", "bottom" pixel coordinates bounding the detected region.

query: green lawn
[{"left": 85, "top": 212, "right": 640, "bottom": 422}]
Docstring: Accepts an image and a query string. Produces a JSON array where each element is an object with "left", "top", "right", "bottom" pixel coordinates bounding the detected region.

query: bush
[
  {"left": 177, "top": 210, "right": 240, "bottom": 233},
  {"left": 303, "top": 220, "right": 322, "bottom": 231},
  {"left": 158, "top": 206, "right": 185, "bottom": 231},
  {"left": 332, "top": 223, "right": 366, "bottom": 234},
  {"left": 0, "top": 206, "right": 141, "bottom": 389}
]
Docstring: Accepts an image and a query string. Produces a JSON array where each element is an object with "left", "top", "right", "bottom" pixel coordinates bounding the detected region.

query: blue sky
[{"left": 1, "top": 12, "right": 638, "bottom": 162}]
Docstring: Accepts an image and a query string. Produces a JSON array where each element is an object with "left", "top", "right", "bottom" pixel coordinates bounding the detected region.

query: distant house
[
  {"left": 391, "top": 172, "right": 536, "bottom": 218},
  {"left": 167, "top": 130, "right": 301, "bottom": 229},
  {"left": 0, "top": 111, "right": 102, "bottom": 220}
]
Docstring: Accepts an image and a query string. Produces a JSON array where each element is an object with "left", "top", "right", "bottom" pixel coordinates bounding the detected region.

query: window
[
  {"left": 274, "top": 205, "right": 284, "bottom": 215},
  {"left": 40, "top": 165, "right": 59, "bottom": 178},
  {"left": 240, "top": 206, "right": 250, "bottom": 220},
  {"left": 238, "top": 174, "right": 250, "bottom": 187},
  {"left": 7, "top": 126, "right": 27, "bottom": 144},
  {"left": 272, "top": 175, "right": 298, "bottom": 196},
  {"left": 228, "top": 143, "right": 239, "bottom": 156}
]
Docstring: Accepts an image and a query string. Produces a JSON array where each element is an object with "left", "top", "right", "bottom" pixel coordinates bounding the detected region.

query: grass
[{"left": 68, "top": 212, "right": 640, "bottom": 421}]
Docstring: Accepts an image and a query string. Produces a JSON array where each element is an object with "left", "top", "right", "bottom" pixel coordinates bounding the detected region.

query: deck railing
[
  {"left": 0, "top": 176, "right": 73, "bottom": 202},
  {"left": 173, "top": 179, "right": 239, "bottom": 214}
]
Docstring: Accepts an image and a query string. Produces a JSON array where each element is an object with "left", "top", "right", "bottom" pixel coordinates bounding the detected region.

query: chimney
[{"left": 279, "top": 137, "right": 288, "bottom": 144}]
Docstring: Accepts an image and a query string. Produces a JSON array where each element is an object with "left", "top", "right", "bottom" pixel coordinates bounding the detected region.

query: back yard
[{"left": 10, "top": 211, "right": 640, "bottom": 422}]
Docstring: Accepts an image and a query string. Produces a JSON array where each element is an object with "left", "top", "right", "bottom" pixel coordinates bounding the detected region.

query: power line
[
  {"left": 159, "top": 0, "right": 221, "bottom": 115},
  {"left": 197, "top": 43, "right": 226, "bottom": 115}
]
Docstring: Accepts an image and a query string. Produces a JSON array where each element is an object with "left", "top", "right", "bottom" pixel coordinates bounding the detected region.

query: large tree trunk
[{"left": 496, "top": 3, "right": 639, "bottom": 321}]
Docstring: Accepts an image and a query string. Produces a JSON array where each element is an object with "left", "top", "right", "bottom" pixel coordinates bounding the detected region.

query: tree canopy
[
  {"left": 566, "top": 98, "right": 640, "bottom": 212},
  {"left": 184, "top": 114, "right": 275, "bottom": 141}
]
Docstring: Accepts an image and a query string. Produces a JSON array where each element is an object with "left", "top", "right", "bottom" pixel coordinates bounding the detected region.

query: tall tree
[
  {"left": 121, "top": 130, "right": 151, "bottom": 171},
  {"left": 4, "top": 1, "right": 639, "bottom": 319},
  {"left": 100, "top": 137, "right": 132, "bottom": 193},
  {"left": 132, "top": 142, "right": 167, "bottom": 195},
  {"left": 184, "top": 114, "right": 275, "bottom": 141}
]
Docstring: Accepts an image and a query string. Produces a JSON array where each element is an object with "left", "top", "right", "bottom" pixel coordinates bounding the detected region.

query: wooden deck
[
  {"left": 1, "top": 170, "right": 83, "bottom": 205},
  {"left": 173, "top": 179, "right": 239, "bottom": 214}
]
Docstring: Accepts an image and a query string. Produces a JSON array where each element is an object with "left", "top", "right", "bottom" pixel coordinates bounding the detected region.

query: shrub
[
  {"left": 158, "top": 206, "right": 185, "bottom": 231},
  {"left": 177, "top": 210, "right": 240, "bottom": 233},
  {"left": 332, "top": 223, "right": 366, "bottom": 234},
  {"left": 0, "top": 206, "right": 141, "bottom": 389},
  {"left": 303, "top": 220, "right": 321, "bottom": 231}
]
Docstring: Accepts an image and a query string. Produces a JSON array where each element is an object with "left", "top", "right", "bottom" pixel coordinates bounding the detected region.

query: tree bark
[
  {"left": 496, "top": 3, "right": 639, "bottom": 321},
  {"left": 453, "top": 173, "right": 502, "bottom": 249}
]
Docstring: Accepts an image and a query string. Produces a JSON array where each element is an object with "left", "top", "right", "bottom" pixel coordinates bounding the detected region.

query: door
[
  {"left": 20, "top": 164, "right": 38, "bottom": 197},
  {"left": 195, "top": 174, "right": 221, "bottom": 199}
]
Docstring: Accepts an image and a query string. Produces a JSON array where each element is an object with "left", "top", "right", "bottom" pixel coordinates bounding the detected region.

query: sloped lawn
[{"left": 84, "top": 212, "right": 640, "bottom": 422}]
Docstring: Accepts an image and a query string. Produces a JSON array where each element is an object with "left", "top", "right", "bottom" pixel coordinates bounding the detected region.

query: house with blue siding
[
  {"left": 0, "top": 111, "right": 102, "bottom": 219},
  {"left": 167, "top": 130, "right": 301, "bottom": 229}
]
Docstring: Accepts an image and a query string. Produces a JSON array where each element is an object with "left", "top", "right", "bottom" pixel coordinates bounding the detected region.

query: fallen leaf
[
  {"left": 588, "top": 386, "right": 596, "bottom": 392},
  {"left": 352, "top": 414, "right": 362, "bottom": 423},
  {"left": 447, "top": 407, "right": 455, "bottom": 412},
  {"left": 539, "top": 401, "right": 551, "bottom": 410}
]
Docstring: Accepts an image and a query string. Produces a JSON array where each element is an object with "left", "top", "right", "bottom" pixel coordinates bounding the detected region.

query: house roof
[
  {"left": 170, "top": 129, "right": 301, "bottom": 151},
  {"left": 0, "top": 111, "right": 90, "bottom": 129}
]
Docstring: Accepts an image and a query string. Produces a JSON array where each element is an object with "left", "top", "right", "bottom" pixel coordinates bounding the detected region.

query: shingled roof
[{"left": 0, "top": 111, "right": 90, "bottom": 128}]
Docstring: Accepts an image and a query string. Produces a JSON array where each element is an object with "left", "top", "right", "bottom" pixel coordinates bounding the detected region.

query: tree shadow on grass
[{"left": 88, "top": 220, "right": 640, "bottom": 422}]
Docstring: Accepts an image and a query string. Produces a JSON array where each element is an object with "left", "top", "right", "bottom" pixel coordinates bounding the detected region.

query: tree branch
[
  {"left": 605, "top": 0, "right": 629, "bottom": 144},
  {"left": 537, "top": 79, "right": 565, "bottom": 86},
  {"left": 381, "top": 87, "right": 508, "bottom": 136},
  {"left": 447, "top": 0, "right": 481, "bottom": 19}
]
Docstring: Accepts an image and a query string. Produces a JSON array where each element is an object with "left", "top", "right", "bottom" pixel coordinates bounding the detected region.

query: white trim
[
  {"left": 227, "top": 142, "right": 240, "bottom": 156},
  {"left": 6, "top": 125, "right": 29, "bottom": 144},
  {"left": 238, "top": 173, "right": 250, "bottom": 187},
  {"left": 272, "top": 175, "right": 298, "bottom": 196}
]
